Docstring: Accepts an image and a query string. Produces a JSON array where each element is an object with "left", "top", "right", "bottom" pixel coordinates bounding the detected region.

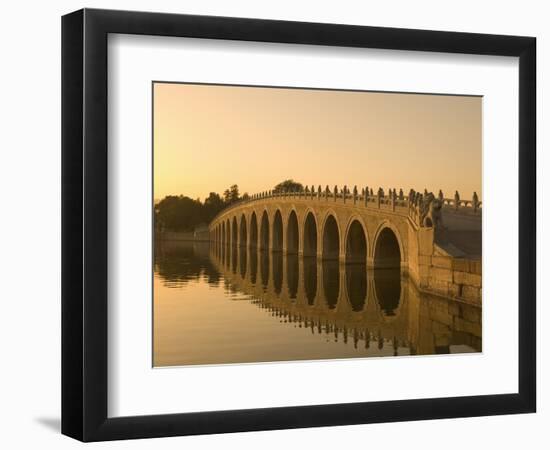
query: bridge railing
[{"left": 209, "top": 185, "right": 482, "bottom": 229}]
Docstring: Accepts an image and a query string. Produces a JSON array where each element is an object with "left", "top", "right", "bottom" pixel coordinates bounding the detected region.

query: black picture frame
[{"left": 61, "top": 8, "right": 536, "bottom": 442}]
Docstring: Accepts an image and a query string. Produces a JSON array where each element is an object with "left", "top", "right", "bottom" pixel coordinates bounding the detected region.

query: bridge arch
[
  {"left": 373, "top": 221, "right": 404, "bottom": 269},
  {"left": 260, "top": 210, "right": 270, "bottom": 251},
  {"left": 225, "top": 219, "right": 230, "bottom": 246},
  {"left": 249, "top": 211, "right": 258, "bottom": 249},
  {"left": 344, "top": 216, "right": 368, "bottom": 264},
  {"left": 239, "top": 214, "right": 247, "bottom": 247},
  {"left": 321, "top": 212, "right": 340, "bottom": 260},
  {"left": 286, "top": 209, "right": 299, "bottom": 255},
  {"left": 303, "top": 211, "right": 318, "bottom": 257},
  {"left": 272, "top": 209, "right": 283, "bottom": 252},
  {"left": 232, "top": 216, "right": 238, "bottom": 247}
]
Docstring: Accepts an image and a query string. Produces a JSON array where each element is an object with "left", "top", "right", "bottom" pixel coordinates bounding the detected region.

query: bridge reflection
[{"left": 193, "top": 239, "right": 481, "bottom": 356}]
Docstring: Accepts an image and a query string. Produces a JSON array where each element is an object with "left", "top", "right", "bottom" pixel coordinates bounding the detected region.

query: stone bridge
[{"left": 208, "top": 186, "right": 482, "bottom": 304}]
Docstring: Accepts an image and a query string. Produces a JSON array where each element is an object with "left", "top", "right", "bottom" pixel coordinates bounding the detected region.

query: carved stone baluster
[{"left": 377, "top": 187, "right": 383, "bottom": 208}]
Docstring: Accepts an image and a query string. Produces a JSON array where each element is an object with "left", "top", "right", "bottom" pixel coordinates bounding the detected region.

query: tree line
[{"left": 155, "top": 180, "right": 302, "bottom": 232}]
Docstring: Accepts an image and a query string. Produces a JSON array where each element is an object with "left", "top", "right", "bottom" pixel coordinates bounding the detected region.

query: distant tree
[
  {"left": 223, "top": 184, "right": 240, "bottom": 204},
  {"left": 203, "top": 192, "right": 225, "bottom": 222},
  {"left": 155, "top": 195, "right": 203, "bottom": 232},
  {"left": 273, "top": 179, "right": 303, "bottom": 193},
  {"left": 241, "top": 192, "right": 250, "bottom": 201},
  {"left": 229, "top": 184, "right": 240, "bottom": 203},
  {"left": 223, "top": 189, "right": 231, "bottom": 203},
  {"left": 154, "top": 184, "right": 252, "bottom": 234},
  {"left": 204, "top": 191, "right": 224, "bottom": 208}
]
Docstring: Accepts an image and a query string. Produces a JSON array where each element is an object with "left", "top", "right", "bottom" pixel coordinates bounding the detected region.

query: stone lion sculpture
[{"left": 419, "top": 192, "right": 444, "bottom": 229}]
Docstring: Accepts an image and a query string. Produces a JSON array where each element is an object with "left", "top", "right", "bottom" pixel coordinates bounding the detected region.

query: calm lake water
[{"left": 153, "top": 240, "right": 481, "bottom": 367}]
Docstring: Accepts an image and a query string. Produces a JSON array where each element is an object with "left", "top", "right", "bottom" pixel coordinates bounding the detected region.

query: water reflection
[
  {"left": 322, "top": 260, "right": 339, "bottom": 310},
  {"left": 249, "top": 249, "right": 257, "bottom": 285},
  {"left": 345, "top": 263, "right": 367, "bottom": 312},
  {"left": 374, "top": 268, "right": 401, "bottom": 316},
  {"left": 287, "top": 254, "right": 299, "bottom": 300},
  {"left": 260, "top": 250, "right": 269, "bottom": 290},
  {"left": 273, "top": 252, "right": 283, "bottom": 296},
  {"left": 154, "top": 240, "right": 482, "bottom": 367},
  {"left": 154, "top": 240, "right": 222, "bottom": 286},
  {"left": 302, "top": 257, "right": 317, "bottom": 305},
  {"left": 231, "top": 242, "right": 238, "bottom": 274},
  {"left": 239, "top": 245, "right": 247, "bottom": 279}
]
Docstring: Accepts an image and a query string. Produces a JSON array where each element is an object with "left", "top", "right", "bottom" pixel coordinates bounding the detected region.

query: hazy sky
[{"left": 153, "top": 82, "right": 481, "bottom": 201}]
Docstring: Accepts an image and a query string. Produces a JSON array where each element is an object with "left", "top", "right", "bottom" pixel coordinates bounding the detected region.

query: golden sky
[{"left": 153, "top": 82, "right": 481, "bottom": 202}]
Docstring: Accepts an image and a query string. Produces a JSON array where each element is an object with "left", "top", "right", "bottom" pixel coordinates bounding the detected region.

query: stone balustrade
[{"left": 211, "top": 185, "right": 482, "bottom": 229}]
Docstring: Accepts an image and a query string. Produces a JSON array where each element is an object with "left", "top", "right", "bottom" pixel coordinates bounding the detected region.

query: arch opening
[
  {"left": 303, "top": 213, "right": 317, "bottom": 257},
  {"left": 231, "top": 217, "right": 238, "bottom": 273},
  {"left": 272, "top": 210, "right": 283, "bottom": 252},
  {"left": 239, "top": 214, "right": 247, "bottom": 248},
  {"left": 345, "top": 220, "right": 367, "bottom": 264},
  {"left": 260, "top": 211, "right": 270, "bottom": 251},
  {"left": 374, "top": 227, "right": 401, "bottom": 269},
  {"left": 231, "top": 217, "right": 238, "bottom": 248},
  {"left": 220, "top": 225, "right": 226, "bottom": 262},
  {"left": 286, "top": 211, "right": 299, "bottom": 255},
  {"left": 322, "top": 215, "right": 340, "bottom": 261},
  {"left": 225, "top": 219, "right": 230, "bottom": 247},
  {"left": 249, "top": 212, "right": 258, "bottom": 250},
  {"left": 231, "top": 243, "right": 238, "bottom": 274}
]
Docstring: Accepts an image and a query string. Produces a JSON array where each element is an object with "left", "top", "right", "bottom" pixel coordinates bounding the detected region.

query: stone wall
[{"left": 421, "top": 249, "right": 481, "bottom": 306}]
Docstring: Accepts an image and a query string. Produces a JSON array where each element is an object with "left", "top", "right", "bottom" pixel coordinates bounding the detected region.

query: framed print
[{"left": 61, "top": 8, "right": 536, "bottom": 441}]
